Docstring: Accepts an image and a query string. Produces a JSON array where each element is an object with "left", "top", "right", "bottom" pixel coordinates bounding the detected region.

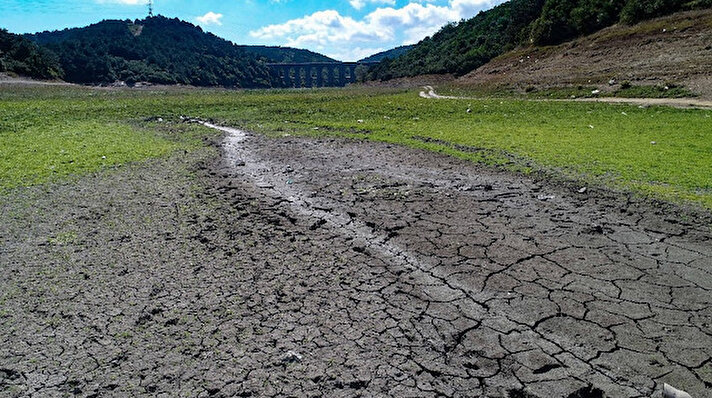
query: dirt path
[
  {"left": 575, "top": 97, "right": 712, "bottom": 109},
  {"left": 419, "top": 86, "right": 712, "bottom": 109},
  {"left": 1, "top": 128, "right": 711, "bottom": 397}
]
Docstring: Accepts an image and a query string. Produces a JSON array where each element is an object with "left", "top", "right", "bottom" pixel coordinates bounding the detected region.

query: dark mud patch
[
  {"left": 532, "top": 364, "right": 563, "bottom": 374},
  {"left": 566, "top": 386, "right": 606, "bottom": 398},
  {"left": 412, "top": 135, "right": 489, "bottom": 154}
]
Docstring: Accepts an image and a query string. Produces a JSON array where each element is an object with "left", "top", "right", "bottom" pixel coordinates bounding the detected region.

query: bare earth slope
[
  {"left": 0, "top": 73, "right": 71, "bottom": 86},
  {"left": 459, "top": 9, "right": 712, "bottom": 98},
  {"left": 1, "top": 131, "right": 711, "bottom": 397}
]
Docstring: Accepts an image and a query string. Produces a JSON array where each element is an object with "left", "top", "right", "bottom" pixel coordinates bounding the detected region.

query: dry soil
[{"left": 1, "top": 128, "right": 711, "bottom": 397}]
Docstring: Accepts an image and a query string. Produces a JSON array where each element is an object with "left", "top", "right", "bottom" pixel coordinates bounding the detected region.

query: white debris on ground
[{"left": 663, "top": 384, "right": 693, "bottom": 398}]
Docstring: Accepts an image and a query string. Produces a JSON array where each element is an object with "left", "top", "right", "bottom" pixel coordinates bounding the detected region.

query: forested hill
[
  {"left": 359, "top": 45, "right": 415, "bottom": 63},
  {"left": 368, "top": 0, "right": 712, "bottom": 81},
  {"left": 27, "top": 16, "right": 331, "bottom": 87},
  {"left": 28, "top": 16, "right": 271, "bottom": 86},
  {"left": 0, "top": 29, "right": 63, "bottom": 80}
]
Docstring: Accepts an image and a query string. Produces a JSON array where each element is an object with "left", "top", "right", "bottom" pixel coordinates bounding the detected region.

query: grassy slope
[
  {"left": 1, "top": 85, "right": 710, "bottom": 208},
  {"left": 0, "top": 86, "right": 214, "bottom": 188}
]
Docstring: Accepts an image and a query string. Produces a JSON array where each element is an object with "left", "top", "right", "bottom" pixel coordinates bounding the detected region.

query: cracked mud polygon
[{"left": 1, "top": 129, "right": 710, "bottom": 397}]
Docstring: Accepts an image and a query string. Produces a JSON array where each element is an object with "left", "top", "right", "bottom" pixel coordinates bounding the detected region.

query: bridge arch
[{"left": 266, "top": 62, "right": 377, "bottom": 88}]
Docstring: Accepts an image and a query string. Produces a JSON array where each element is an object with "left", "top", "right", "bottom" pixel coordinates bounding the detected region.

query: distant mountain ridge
[
  {"left": 25, "top": 16, "right": 335, "bottom": 87},
  {"left": 358, "top": 45, "right": 415, "bottom": 63},
  {"left": 237, "top": 45, "right": 335, "bottom": 64}
]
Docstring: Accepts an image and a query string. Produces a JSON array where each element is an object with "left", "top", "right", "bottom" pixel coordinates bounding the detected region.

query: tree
[{"left": 0, "top": 29, "right": 63, "bottom": 79}]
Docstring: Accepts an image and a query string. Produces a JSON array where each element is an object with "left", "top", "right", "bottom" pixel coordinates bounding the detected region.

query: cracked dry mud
[{"left": 1, "top": 128, "right": 711, "bottom": 398}]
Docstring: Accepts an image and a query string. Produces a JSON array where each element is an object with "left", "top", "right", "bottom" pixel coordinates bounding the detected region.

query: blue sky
[{"left": 1, "top": 0, "right": 503, "bottom": 61}]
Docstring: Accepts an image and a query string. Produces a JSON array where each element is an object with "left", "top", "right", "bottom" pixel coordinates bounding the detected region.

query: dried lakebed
[{"left": 1, "top": 126, "right": 711, "bottom": 397}]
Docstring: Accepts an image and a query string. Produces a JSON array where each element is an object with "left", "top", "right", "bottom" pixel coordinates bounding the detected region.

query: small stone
[
  {"left": 283, "top": 350, "right": 303, "bottom": 363},
  {"left": 589, "top": 224, "right": 604, "bottom": 234},
  {"left": 663, "top": 384, "right": 692, "bottom": 398},
  {"left": 578, "top": 187, "right": 587, "bottom": 194}
]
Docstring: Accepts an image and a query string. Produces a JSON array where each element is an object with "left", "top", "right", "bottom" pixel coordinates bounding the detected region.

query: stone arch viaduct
[{"left": 266, "top": 62, "right": 377, "bottom": 88}]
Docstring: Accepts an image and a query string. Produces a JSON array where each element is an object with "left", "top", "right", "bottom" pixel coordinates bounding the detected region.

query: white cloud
[
  {"left": 250, "top": 0, "right": 499, "bottom": 60},
  {"left": 196, "top": 11, "right": 223, "bottom": 26},
  {"left": 349, "top": 0, "right": 395, "bottom": 11},
  {"left": 250, "top": 10, "right": 390, "bottom": 47}
]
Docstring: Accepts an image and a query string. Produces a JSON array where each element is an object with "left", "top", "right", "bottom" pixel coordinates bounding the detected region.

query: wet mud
[{"left": 1, "top": 128, "right": 710, "bottom": 397}]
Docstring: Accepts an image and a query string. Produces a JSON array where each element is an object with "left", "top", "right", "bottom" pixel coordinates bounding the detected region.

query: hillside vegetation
[
  {"left": 368, "top": 0, "right": 546, "bottom": 79},
  {"left": 369, "top": 0, "right": 712, "bottom": 81},
  {"left": 460, "top": 9, "right": 712, "bottom": 98},
  {"left": 0, "top": 29, "right": 62, "bottom": 80}
]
